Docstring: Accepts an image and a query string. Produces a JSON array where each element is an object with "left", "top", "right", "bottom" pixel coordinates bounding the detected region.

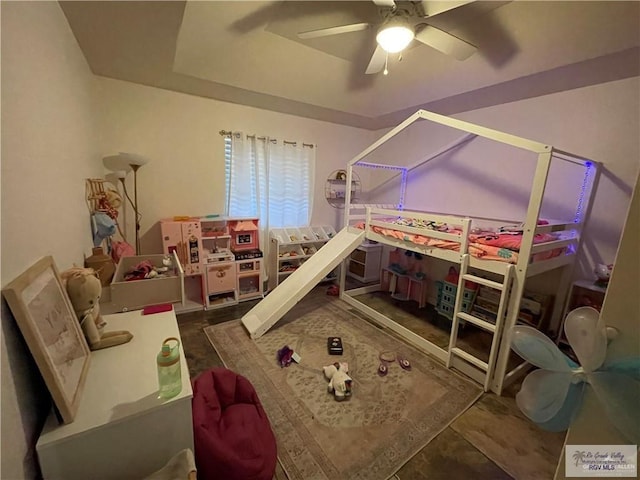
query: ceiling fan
[{"left": 297, "top": 0, "right": 477, "bottom": 75}]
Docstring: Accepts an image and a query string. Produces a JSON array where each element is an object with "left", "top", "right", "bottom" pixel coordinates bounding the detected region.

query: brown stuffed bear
[{"left": 61, "top": 267, "right": 133, "bottom": 350}]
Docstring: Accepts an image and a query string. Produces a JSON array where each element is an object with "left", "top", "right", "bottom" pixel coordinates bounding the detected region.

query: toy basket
[{"left": 435, "top": 267, "right": 478, "bottom": 321}]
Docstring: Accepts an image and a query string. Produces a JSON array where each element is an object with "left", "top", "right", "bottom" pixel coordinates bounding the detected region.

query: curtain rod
[{"left": 219, "top": 130, "right": 314, "bottom": 148}]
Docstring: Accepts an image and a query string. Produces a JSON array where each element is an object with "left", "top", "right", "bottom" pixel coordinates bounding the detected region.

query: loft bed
[{"left": 337, "top": 110, "right": 599, "bottom": 395}]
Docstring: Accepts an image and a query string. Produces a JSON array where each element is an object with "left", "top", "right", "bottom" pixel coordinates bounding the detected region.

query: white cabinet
[
  {"left": 36, "top": 309, "right": 193, "bottom": 480},
  {"left": 268, "top": 225, "right": 337, "bottom": 291},
  {"left": 347, "top": 242, "right": 382, "bottom": 283}
]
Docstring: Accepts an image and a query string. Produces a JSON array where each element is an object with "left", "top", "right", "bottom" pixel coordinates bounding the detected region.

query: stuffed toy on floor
[{"left": 323, "top": 362, "right": 352, "bottom": 401}]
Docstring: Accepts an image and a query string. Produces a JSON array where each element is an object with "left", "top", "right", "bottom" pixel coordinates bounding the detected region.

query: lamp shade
[
  {"left": 103, "top": 152, "right": 150, "bottom": 172},
  {"left": 376, "top": 18, "right": 415, "bottom": 53}
]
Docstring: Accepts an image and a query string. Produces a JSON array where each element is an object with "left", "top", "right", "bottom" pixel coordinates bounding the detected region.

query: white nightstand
[
  {"left": 347, "top": 243, "right": 382, "bottom": 283},
  {"left": 36, "top": 309, "right": 194, "bottom": 480}
]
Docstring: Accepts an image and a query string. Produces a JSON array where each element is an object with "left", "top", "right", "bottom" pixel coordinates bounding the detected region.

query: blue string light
[
  {"left": 356, "top": 162, "right": 405, "bottom": 171},
  {"left": 574, "top": 161, "right": 592, "bottom": 224},
  {"left": 399, "top": 169, "right": 407, "bottom": 210},
  {"left": 355, "top": 162, "right": 408, "bottom": 210}
]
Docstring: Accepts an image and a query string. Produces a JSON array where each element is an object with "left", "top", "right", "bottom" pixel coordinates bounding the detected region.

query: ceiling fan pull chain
[{"left": 383, "top": 52, "right": 389, "bottom": 75}]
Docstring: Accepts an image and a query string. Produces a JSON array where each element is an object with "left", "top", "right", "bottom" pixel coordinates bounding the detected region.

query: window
[{"left": 224, "top": 133, "right": 315, "bottom": 229}]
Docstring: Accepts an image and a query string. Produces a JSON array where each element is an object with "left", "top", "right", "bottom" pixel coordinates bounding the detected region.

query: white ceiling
[{"left": 60, "top": 1, "right": 640, "bottom": 129}]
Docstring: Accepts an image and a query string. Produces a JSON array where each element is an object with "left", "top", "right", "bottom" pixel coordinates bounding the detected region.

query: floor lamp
[{"left": 103, "top": 153, "right": 150, "bottom": 255}]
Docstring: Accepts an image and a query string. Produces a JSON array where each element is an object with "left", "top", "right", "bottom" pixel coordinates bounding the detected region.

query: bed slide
[{"left": 241, "top": 227, "right": 365, "bottom": 339}]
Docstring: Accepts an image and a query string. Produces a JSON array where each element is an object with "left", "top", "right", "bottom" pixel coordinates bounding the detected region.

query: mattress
[{"left": 356, "top": 218, "right": 564, "bottom": 264}]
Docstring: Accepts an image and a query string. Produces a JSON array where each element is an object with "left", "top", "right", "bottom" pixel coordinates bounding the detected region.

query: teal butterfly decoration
[{"left": 510, "top": 306, "right": 640, "bottom": 444}]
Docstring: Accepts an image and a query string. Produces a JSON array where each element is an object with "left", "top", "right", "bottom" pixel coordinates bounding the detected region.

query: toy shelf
[{"left": 268, "top": 225, "right": 338, "bottom": 292}]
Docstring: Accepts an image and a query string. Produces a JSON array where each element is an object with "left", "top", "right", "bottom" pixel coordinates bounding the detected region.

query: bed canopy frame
[{"left": 338, "top": 109, "right": 599, "bottom": 395}]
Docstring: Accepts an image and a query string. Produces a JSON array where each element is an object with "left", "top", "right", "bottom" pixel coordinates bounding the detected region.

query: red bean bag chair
[{"left": 192, "top": 368, "right": 277, "bottom": 480}]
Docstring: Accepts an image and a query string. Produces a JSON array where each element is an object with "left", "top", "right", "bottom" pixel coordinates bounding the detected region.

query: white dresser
[{"left": 36, "top": 309, "right": 194, "bottom": 480}]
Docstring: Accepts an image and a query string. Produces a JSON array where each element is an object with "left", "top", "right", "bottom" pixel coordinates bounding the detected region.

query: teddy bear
[
  {"left": 61, "top": 267, "right": 133, "bottom": 350},
  {"left": 322, "top": 362, "right": 352, "bottom": 401}
]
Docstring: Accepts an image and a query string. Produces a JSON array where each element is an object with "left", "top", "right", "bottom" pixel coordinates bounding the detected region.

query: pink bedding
[{"left": 356, "top": 221, "right": 563, "bottom": 264}]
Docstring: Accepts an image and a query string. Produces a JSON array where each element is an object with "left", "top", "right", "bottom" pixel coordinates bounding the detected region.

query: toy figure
[
  {"left": 62, "top": 267, "right": 133, "bottom": 350},
  {"left": 323, "top": 362, "right": 352, "bottom": 401},
  {"left": 594, "top": 263, "right": 613, "bottom": 288},
  {"left": 277, "top": 345, "right": 294, "bottom": 367}
]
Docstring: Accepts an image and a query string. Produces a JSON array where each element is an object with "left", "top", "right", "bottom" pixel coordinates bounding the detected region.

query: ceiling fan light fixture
[{"left": 376, "top": 18, "right": 415, "bottom": 53}]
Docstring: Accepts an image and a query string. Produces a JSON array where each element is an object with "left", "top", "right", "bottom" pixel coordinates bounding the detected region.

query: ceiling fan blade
[
  {"left": 372, "top": 0, "right": 396, "bottom": 7},
  {"left": 414, "top": 25, "right": 476, "bottom": 60},
  {"left": 298, "top": 22, "right": 371, "bottom": 40},
  {"left": 365, "top": 45, "right": 386, "bottom": 74},
  {"left": 420, "top": 1, "right": 474, "bottom": 17}
]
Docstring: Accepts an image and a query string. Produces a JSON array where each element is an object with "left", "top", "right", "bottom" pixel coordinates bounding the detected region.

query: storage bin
[
  {"left": 285, "top": 228, "right": 302, "bottom": 243},
  {"left": 297, "top": 227, "right": 315, "bottom": 242},
  {"left": 442, "top": 280, "right": 477, "bottom": 303},
  {"left": 436, "top": 302, "right": 455, "bottom": 319},
  {"left": 300, "top": 244, "right": 317, "bottom": 256},
  {"left": 348, "top": 261, "right": 366, "bottom": 277},
  {"left": 270, "top": 228, "right": 288, "bottom": 244},
  {"left": 311, "top": 226, "right": 328, "bottom": 241},
  {"left": 435, "top": 280, "right": 477, "bottom": 321},
  {"left": 110, "top": 252, "right": 184, "bottom": 312},
  {"left": 278, "top": 245, "right": 304, "bottom": 258},
  {"left": 322, "top": 225, "right": 337, "bottom": 238},
  {"left": 350, "top": 249, "right": 367, "bottom": 263}
]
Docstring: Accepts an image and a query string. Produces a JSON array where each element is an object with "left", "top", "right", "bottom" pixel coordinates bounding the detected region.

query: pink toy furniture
[
  {"left": 228, "top": 218, "right": 259, "bottom": 251},
  {"left": 381, "top": 248, "right": 428, "bottom": 308}
]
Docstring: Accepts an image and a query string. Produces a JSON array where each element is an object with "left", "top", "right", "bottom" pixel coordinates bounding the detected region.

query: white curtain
[
  {"left": 225, "top": 132, "right": 315, "bottom": 281},
  {"left": 226, "top": 133, "right": 268, "bottom": 221},
  {"left": 268, "top": 141, "right": 315, "bottom": 228}
]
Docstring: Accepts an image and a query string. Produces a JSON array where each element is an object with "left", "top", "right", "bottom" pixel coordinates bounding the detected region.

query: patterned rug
[{"left": 204, "top": 297, "right": 482, "bottom": 480}]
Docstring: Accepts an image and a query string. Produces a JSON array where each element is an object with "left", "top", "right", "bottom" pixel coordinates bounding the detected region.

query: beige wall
[
  {"left": 1, "top": 2, "right": 100, "bottom": 478},
  {"left": 93, "top": 77, "right": 375, "bottom": 254},
  {"left": 0, "top": 5, "right": 373, "bottom": 477},
  {"left": 94, "top": 74, "right": 640, "bottom": 274},
  {"left": 456, "top": 78, "right": 640, "bottom": 279},
  {"left": 371, "top": 77, "right": 639, "bottom": 290}
]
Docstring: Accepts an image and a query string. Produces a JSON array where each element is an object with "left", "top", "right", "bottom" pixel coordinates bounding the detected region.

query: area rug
[{"left": 204, "top": 297, "right": 482, "bottom": 480}]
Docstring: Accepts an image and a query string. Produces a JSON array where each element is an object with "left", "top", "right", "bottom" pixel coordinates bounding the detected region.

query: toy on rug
[
  {"left": 277, "top": 345, "right": 293, "bottom": 367},
  {"left": 327, "top": 336, "right": 343, "bottom": 355},
  {"left": 323, "top": 362, "right": 352, "bottom": 401},
  {"left": 377, "top": 351, "right": 411, "bottom": 376},
  {"left": 326, "top": 285, "right": 339, "bottom": 296},
  {"left": 61, "top": 267, "right": 133, "bottom": 350}
]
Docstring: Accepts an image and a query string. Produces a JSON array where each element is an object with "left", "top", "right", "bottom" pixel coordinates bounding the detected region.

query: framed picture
[{"left": 2, "top": 256, "right": 91, "bottom": 424}]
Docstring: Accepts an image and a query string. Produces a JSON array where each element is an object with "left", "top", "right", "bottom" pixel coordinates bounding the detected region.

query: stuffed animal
[
  {"left": 594, "top": 263, "right": 613, "bottom": 287},
  {"left": 323, "top": 362, "right": 352, "bottom": 401},
  {"left": 61, "top": 267, "right": 133, "bottom": 350}
]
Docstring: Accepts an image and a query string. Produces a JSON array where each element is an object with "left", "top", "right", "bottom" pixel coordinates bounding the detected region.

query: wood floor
[{"left": 177, "top": 282, "right": 565, "bottom": 480}]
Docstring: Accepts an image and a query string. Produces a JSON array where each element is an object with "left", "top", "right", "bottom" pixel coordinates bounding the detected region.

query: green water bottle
[{"left": 157, "top": 337, "right": 182, "bottom": 399}]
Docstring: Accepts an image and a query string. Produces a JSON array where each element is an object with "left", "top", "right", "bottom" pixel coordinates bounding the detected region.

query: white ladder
[{"left": 446, "top": 254, "right": 515, "bottom": 392}]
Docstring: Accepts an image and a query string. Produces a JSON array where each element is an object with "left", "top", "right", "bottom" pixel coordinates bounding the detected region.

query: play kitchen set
[{"left": 158, "top": 216, "right": 264, "bottom": 312}]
